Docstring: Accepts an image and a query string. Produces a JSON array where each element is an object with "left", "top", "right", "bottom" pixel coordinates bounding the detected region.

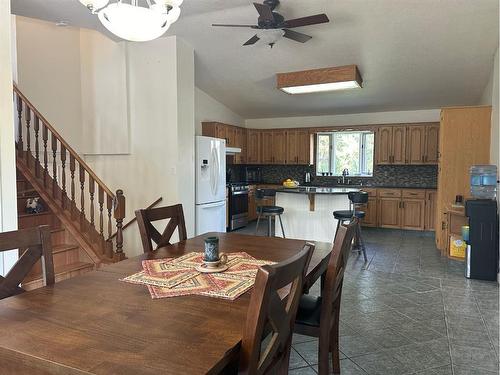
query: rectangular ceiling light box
[{"left": 277, "top": 65, "right": 362, "bottom": 95}]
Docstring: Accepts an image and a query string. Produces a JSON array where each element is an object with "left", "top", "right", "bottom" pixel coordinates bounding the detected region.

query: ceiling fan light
[
  {"left": 166, "top": 6, "right": 181, "bottom": 23},
  {"left": 256, "top": 29, "right": 285, "bottom": 45},
  {"left": 277, "top": 65, "right": 363, "bottom": 95},
  {"left": 79, "top": 0, "right": 109, "bottom": 12},
  {"left": 154, "top": 0, "right": 184, "bottom": 7},
  {"left": 98, "top": 2, "right": 171, "bottom": 42}
]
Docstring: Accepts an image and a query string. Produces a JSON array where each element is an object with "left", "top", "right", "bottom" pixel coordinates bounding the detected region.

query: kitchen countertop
[
  {"left": 254, "top": 183, "right": 437, "bottom": 190},
  {"left": 276, "top": 187, "right": 360, "bottom": 195}
]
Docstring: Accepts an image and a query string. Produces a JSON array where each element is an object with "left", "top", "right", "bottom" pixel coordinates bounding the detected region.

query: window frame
[{"left": 315, "top": 130, "right": 374, "bottom": 177}]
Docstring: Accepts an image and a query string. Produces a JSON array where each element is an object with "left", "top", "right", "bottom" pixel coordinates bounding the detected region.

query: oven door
[{"left": 229, "top": 192, "right": 248, "bottom": 231}]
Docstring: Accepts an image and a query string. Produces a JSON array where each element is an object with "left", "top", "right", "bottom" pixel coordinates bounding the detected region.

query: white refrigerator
[{"left": 195, "top": 136, "right": 227, "bottom": 235}]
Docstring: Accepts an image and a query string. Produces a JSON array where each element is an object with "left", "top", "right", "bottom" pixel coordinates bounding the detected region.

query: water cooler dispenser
[{"left": 465, "top": 165, "right": 499, "bottom": 281}]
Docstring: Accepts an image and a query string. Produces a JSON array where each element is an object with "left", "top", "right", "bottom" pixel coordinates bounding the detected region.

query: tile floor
[{"left": 236, "top": 223, "right": 499, "bottom": 375}]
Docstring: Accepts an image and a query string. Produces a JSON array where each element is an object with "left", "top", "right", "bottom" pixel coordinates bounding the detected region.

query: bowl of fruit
[{"left": 282, "top": 179, "right": 299, "bottom": 188}]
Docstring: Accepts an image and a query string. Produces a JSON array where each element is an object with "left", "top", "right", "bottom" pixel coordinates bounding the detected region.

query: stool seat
[
  {"left": 333, "top": 210, "right": 365, "bottom": 220},
  {"left": 257, "top": 206, "right": 285, "bottom": 215}
]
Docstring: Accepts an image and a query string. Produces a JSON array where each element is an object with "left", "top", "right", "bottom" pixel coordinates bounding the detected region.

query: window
[{"left": 316, "top": 130, "right": 374, "bottom": 176}]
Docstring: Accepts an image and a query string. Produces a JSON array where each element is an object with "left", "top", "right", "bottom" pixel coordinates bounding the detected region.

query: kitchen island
[{"left": 275, "top": 187, "right": 359, "bottom": 243}]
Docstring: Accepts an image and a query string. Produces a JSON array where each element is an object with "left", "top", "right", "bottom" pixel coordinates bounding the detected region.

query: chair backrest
[
  {"left": 0, "top": 225, "right": 55, "bottom": 300},
  {"left": 256, "top": 189, "right": 276, "bottom": 200},
  {"left": 319, "top": 219, "right": 357, "bottom": 329},
  {"left": 239, "top": 243, "right": 315, "bottom": 375},
  {"left": 348, "top": 191, "right": 369, "bottom": 204},
  {"left": 135, "top": 204, "right": 187, "bottom": 253}
]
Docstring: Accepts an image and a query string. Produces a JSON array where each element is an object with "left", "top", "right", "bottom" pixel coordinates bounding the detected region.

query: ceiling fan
[{"left": 212, "top": 0, "right": 329, "bottom": 47}]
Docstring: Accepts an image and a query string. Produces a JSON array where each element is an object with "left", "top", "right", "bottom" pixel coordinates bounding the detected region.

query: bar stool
[
  {"left": 333, "top": 191, "right": 368, "bottom": 261},
  {"left": 255, "top": 189, "right": 285, "bottom": 238}
]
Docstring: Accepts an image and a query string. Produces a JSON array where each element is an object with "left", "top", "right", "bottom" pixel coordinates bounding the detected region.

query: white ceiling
[{"left": 11, "top": 0, "right": 499, "bottom": 119}]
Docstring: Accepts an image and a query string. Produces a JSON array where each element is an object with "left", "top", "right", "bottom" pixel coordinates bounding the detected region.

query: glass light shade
[
  {"left": 98, "top": 2, "right": 170, "bottom": 42},
  {"left": 155, "top": 0, "right": 184, "bottom": 7},
  {"left": 166, "top": 6, "right": 181, "bottom": 23},
  {"left": 256, "top": 29, "right": 285, "bottom": 45},
  {"left": 79, "top": 0, "right": 109, "bottom": 11},
  {"left": 280, "top": 80, "right": 361, "bottom": 94}
]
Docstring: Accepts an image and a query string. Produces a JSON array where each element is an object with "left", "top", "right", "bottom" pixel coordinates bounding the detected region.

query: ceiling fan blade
[
  {"left": 284, "top": 14, "right": 329, "bottom": 28},
  {"left": 283, "top": 29, "right": 312, "bottom": 43},
  {"left": 212, "top": 24, "right": 258, "bottom": 28},
  {"left": 253, "top": 2, "right": 275, "bottom": 22},
  {"left": 243, "top": 34, "right": 260, "bottom": 46}
]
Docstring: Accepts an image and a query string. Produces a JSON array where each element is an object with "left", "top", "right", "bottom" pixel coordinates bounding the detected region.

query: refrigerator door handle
[
  {"left": 200, "top": 201, "right": 225, "bottom": 209},
  {"left": 210, "top": 147, "right": 220, "bottom": 196}
]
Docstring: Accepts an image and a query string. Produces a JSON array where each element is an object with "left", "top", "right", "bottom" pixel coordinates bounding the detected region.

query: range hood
[{"left": 226, "top": 147, "right": 241, "bottom": 155}]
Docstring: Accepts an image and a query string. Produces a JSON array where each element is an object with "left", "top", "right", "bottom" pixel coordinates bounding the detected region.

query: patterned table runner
[{"left": 121, "top": 252, "right": 275, "bottom": 300}]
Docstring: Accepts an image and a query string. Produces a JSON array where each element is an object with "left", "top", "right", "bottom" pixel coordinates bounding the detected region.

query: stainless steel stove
[{"left": 228, "top": 183, "right": 249, "bottom": 231}]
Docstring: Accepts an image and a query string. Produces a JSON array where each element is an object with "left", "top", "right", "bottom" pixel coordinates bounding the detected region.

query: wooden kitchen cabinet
[
  {"left": 392, "top": 126, "right": 407, "bottom": 164},
  {"left": 424, "top": 124, "right": 439, "bottom": 164},
  {"left": 425, "top": 190, "right": 437, "bottom": 231},
  {"left": 272, "top": 130, "right": 287, "bottom": 164},
  {"left": 361, "top": 197, "right": 378, "bottom": 227},
  {"left": 406, "top": 125, "right": 426, "bottom": 164},
  {"left": 261, "top": 131, "right": 273, "bottom": 164},
  {"left": 287, "top": 129, "right": 311, "bottom": 165},
  {"left": 400, "top": 199, "right": 425, "bottom": 230},
  {"left": 376, "top": 126, "right": 393, "bottom": 164},
  {"left": 234, "top": 128, "right": 247, "bottom": 164},
  {"left": 246, "top": 130, "right": 261, "bottom": 164},
  {"left": 378, "top": 197, "right": 401, "bottom": 228},
  {"left": 248, "top": 185, "right": 257, "bottom": 221}
]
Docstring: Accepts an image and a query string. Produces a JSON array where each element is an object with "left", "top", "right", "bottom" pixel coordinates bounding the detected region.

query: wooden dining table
[{"left": 0, "top": 232, "right": 331, "bottom": 375}]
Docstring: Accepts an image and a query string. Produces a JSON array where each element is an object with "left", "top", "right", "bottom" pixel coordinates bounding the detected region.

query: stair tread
[
  {"left": 52, "top": 244, "right": 79, "bottom": 254},
  {"left": 51, "top": 227, "right": 65, "bottom": 233},
  {"left": 18, "top": 211, "right": 52, "bottom": 218},
  {"left": 24, "top": 262, "right": 94, "bottom": 283}
]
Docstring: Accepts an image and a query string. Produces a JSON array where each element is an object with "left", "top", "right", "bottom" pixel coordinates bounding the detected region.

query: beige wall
[
  {"left": 0, "top": 3, "right": 18, "bottom": 274},
  {"left": 15, "top": 16, "right": 83, "bottom": 151},
  {"left": 84, "top": 36, "right": 196, "bottom": 257},
  {"left": 195, "top": 87, "right": 244, "bottom": 134},
  {"left": 245, "top": 109, "right": 441, "bottom": 129}
]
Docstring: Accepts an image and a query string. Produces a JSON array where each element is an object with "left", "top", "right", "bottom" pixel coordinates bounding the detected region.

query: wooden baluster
[
  {"left": 33, "top": 116, "right": 40, "bottom": 177},
  {"left": 107, "top": 195, "right": 113, "bottom": 239},
  {"left": 51, "top": 133, "right": 58, "bottom": 198},
  {"left": 17, "top": 95, "right": 23, "bottom": 157},
  {"left": 25, "top": 107, "right": 31, "bottom": 167},
  {"left": 70, "top": 155, "right": 76, "bottom": 219},
  {"left": 42, "top": 124, "right": 48, "bottom": 187},
  {"left": 98, "top": 186, "right": 105, "bottom": 252},
  {"left": 60, "top": 145, "right": 67, "bottom": 209},
  {"left": 79, "top": 164, "right": 86, "bottom": 232},
  {"left": 89, "top": 176, "right": 95, "bottom": 230},
  {"left": 113, "top": 189, "right": 125, "bottom": 260}
]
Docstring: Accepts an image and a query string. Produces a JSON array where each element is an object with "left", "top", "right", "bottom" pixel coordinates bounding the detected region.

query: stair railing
[{"left": 13, "top": 84, "right": 125, "bottom": 261}]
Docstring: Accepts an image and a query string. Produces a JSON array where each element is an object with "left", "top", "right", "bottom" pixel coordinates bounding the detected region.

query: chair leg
[
  {"left": 330, "top": 305, "right": 341, "bottom": 374},
  {"left": 318, "top": 335, "right": 330, "bottom": 375},
  {"left": 267, "top": 216, "right": 272, "bottom": 237},
  {"left": 334, "top": 218, "right": 341, "bottom": 240},
  {"left": 255, "top": 214, "right": 261, "bottom": 236},
  {"left": 357, "top": 223, "right": 367, "bottom": 262},
  {"left": 278, "top": 214, "right": 285, "bottom": 238}
]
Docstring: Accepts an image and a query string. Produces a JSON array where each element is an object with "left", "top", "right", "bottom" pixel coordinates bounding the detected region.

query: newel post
[{"left": 113, "top": 189, "right": 126, "bottom": 261}]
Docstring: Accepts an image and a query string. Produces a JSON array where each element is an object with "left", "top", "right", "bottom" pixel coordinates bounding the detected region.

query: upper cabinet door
[
  {"left": 261, "top": 131, "right": 274, "bottom": 164},
  {"left": 392, "top": 126, "right": 407, "bottom": 164},
  {"left": 406, "top": 125, "right": 426, "bottom": 164},
  {"left": 272, "top": 130, "right": 287, "bottom": 164},
  {"left": 246, "top": 130, "right": 261, "bottom": 164},
  {"left": 286, "top": 130, "right": 298, "bottom": 165},
  {"left": 424, "top": 124, "right": 440, "bottom": 164},
  {"left": 376, "top": 126, "right": 393, "bottom": 164},
  {"left": 297, "top": 130, "right": 311, "bottom": 165},
  {"left": 225, "top": 126, "right": 236, "bottom": 147},
  {"left": 215, "top": 123, "right": 227, "bottom": 142}
]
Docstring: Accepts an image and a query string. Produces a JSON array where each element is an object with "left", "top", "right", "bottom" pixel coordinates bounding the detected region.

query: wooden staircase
[{"left": 13, "top": 84, "right": 126, "bottom": 289}]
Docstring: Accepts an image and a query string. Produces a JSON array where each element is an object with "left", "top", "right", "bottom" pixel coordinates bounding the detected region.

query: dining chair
[
  {"left": 293, "top": 220, "right": 357, "bottom": 375},
  {"left": 238, "top": 242, "right": 315, "bottom": 375},
  {"left": 0, "top": 225, "right": 55, "bottom": 300},
  {"left": 135, "top": 204, "right": 187, "bottom": 253}
]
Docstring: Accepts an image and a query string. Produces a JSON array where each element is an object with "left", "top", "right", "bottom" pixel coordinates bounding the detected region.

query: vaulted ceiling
[{"left": 11, "top": 0, "right": 499, "bottom": 118}]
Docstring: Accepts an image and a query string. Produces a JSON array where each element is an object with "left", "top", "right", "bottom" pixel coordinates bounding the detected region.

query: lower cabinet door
[
  {"left": 401, "top": 199, "right": 425, "bottom": 230},
  {"left": 378, "top": 198, "right": 401, "bottom": 228},
  {"left": 361, "top": 197, "right": 378, "bottom": 227},
  {"left": 248, "top": 192, "right": 257, "bottom": 221}
]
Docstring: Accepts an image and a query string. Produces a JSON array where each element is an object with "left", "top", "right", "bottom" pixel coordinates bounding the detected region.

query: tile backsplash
[{"left": 228, "top": 164, "right": 438, "bottom": 188}]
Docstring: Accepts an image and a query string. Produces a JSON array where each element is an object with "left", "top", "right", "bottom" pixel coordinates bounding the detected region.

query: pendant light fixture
[{"left": 79, "top": 0, "right": 184, "bottom": 42}]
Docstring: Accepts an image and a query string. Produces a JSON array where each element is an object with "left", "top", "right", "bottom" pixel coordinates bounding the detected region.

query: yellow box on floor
[{"left": 449, "top": 235, "right": 466, "bottom": 258}]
